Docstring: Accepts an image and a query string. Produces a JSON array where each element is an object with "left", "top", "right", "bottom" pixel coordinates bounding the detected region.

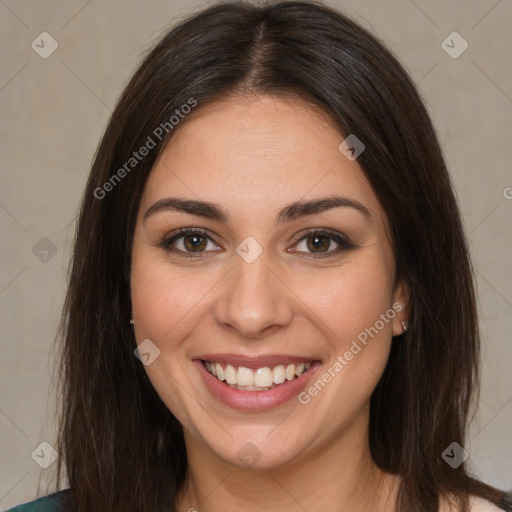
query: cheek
[
  {"left": 295, "top": 254, "right": 394, "bottom": 356},
  {"left": 129, "top": 247, "right": 216, "bottom": 428},
  {"left": 130, "top": 242, "right": 216, "bottom": 345},
  {"left": 292, "top": 258, "right": 395, "bottom": 426}
]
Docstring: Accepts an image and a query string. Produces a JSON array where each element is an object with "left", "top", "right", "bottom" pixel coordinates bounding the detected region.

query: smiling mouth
[{"left": 201, "top": 360, "right": 314, "bottom": 391}]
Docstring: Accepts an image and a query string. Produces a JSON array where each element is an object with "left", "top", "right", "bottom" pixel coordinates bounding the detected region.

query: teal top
[{"left": 6, "top": 490, "right": 72, "bottom": 511}]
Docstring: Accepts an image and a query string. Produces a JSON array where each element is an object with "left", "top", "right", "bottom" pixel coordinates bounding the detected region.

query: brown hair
[{"left": 53, "top": 1, "right": 512, "bottom": 511}]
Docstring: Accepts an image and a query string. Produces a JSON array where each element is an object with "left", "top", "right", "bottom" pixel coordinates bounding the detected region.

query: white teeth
[
  {"left": 273, "top": 365, "right": 286, "bottom": 384},
  {"left": 254, "top": 367, "right": 273, "bottom": 388},
  {"left": 237, "top": 366, "right": 254, "bottom": 386},
  {"left": 215, "top": 363, "right": 225, "bottom": 381},
  {"left": 225, "top": 364, "right": 237, "bottom": 384},
  {"left": 204, "top": 360, "right": 314, "bottom": 390}
]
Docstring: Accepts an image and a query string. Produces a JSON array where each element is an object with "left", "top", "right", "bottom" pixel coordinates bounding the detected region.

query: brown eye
[
  {"left": 291, "top": 229, "right": 354, "bottom": 258},
  {"left": 305, "top": 234, "right": 332, "bottom": 253},
  {"left": 160, "top": 228, "right": 220, "bottom": 258},
  {"left": 182, "top": 233, "right": 208, "bottom": 252}
]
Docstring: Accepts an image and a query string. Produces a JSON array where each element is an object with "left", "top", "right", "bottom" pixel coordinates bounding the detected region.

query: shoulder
[
  {"left": 441, "top": 495, "right": 507, "bottom": 512},
  {"left": 469, "top": 496, "right": 507, "bottom": 512},
  {"left": 5, "top": 489, "right": 74, "bottom": 512}
]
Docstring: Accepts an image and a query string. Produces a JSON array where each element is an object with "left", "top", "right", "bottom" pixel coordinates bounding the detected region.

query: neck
[{"left": 175, "top": 406, "right": 400, "bottom": 512}]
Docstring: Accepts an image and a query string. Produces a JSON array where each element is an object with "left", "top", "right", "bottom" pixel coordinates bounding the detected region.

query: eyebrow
[{"left": 143, "top": 195, "right": 372, "bottom": 226}]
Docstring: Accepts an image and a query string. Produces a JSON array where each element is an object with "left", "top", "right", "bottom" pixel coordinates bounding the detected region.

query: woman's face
[{"left": 130, "top": 94, "right": 409, "bottom": 470}]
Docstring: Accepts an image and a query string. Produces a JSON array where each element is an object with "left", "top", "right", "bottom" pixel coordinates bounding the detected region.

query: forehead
[{"left": 140, "top": 94, "right": 388, "bottom": 234}]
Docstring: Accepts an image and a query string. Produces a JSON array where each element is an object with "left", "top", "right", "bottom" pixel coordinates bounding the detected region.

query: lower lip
[{"left": 194, "top": 359, "right": 321, "bottom": 411}]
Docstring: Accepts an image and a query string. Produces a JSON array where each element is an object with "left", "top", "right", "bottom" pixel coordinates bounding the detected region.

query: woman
[{"left": 8, "top": 1, "right": 511, "bottom": 511}]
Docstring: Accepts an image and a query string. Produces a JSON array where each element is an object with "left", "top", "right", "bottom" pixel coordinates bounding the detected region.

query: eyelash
[{"left": 157, "top": 227, "right": 355, "bottom": 259}]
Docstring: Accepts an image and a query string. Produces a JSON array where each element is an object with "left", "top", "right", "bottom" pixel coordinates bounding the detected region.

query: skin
[{"left": 130, "top": 93, "right": 410, "bottom": 512}]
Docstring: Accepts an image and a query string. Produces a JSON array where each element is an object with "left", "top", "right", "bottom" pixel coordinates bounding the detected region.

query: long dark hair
[{"left": 53, "top": 1, "right": 511, "bottom": 511}]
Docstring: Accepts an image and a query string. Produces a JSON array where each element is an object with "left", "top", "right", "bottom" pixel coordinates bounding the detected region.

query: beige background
[{"left": 0, "top": 0, "right": 511, "bottom": 509}]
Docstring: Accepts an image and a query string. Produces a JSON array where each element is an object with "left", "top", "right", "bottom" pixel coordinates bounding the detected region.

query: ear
[{"left": 392, "top": 278, "right": 411, "bottom": 336}]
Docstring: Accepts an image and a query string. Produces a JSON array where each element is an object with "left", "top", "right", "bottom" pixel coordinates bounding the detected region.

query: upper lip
[{"left": 194, "top": 353, "right": 319, "bottom": 370}]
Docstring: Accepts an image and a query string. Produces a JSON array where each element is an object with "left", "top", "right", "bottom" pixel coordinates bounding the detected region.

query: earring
[
  {"left": 130, "top": 318, "right": 135, "bottom": 325},
  {"left": 401, "top": 320, "right": 408, "bottom": 332}
]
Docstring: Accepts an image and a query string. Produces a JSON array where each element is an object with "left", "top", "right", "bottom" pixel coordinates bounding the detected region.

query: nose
[{"left": 212, "top": 250, "right": 294, "bottom": 339}]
